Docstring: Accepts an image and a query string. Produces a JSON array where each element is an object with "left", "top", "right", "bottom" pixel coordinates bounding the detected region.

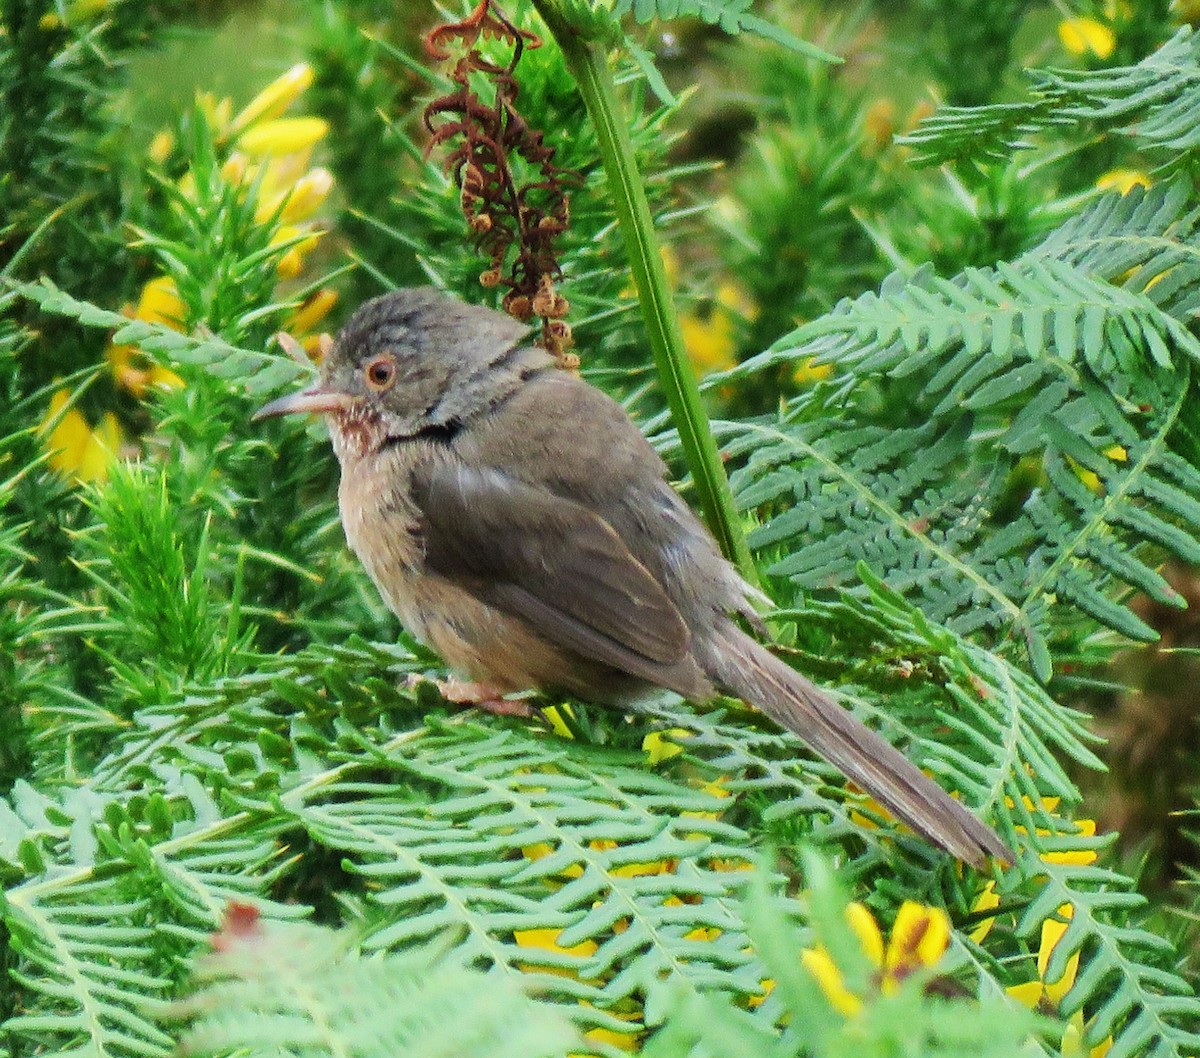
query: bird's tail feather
[{"left": 701, "top": 624, "right": 1012, "bottom": 868}]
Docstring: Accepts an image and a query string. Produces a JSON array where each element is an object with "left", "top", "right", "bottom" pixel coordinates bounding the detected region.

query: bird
[{"left": 255, "top": 286, "right": 1012, "bottom": 868}]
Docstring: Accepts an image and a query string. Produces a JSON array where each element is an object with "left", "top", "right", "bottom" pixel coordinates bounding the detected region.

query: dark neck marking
[{"left": 381, "top": 418, "right": 462, "bottom": 449}]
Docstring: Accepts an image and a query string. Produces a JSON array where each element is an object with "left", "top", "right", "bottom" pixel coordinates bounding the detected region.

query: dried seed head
[{"left": 503, "top": 292, "right": 533, "bottom": 320}]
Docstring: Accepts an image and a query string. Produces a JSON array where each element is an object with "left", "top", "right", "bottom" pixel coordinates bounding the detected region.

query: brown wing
[{"left": 416, "top": 460, "right": 700, "bottom": 690}]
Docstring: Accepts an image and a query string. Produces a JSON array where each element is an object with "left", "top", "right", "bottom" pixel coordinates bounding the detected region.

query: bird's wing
[{"left": 415, "top": 460, "right": 694, "bottom": 682}]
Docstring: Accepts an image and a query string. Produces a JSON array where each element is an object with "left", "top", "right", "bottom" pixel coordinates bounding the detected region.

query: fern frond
[
  {"left": 9, "top": 279, "right": 307, "bottom": 398},
  {"left": 719, "top": 184, "right": 1200, "bottom": 675},
  {"left": 283, "top": 720, "right": 769, "bottom": 1039},
  {"left": 3, "top": 883, "right": 172, "bottom": 1058},
  {"left": 1014, "top": 856, "right": 1200, "bottom": 1058},
  {"left": 4, "top": 644, "right": 779, "bottom": 1057},
  {"left": 609, "top": 0, "right": 839, "bottom": 61},
  {"left": 1032, "top": 181, "right": 1200, "bottom": 319},
  {"left": 901, "top": 27, "right": 1200, "bottom": 167},
  {"left": 646, "top": 587, "right": 1200, "bottom": 1058},
  {"left": 167, "top": 912, "right": 578, "bottom": 1058}
]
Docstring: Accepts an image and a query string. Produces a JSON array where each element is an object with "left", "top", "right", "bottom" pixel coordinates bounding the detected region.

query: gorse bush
[{"left": 2, "top": 1, "right": 1200, "bottom": 1057}]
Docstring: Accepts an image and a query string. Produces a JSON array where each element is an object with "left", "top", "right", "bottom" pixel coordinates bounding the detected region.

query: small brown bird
[{"left": 256, "top": 287, "right": 1011, "bottom": 868}]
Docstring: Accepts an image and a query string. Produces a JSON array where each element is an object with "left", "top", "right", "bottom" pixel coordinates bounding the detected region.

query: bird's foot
[{"left": 405, "top": 674, "right": 536, "bottom": 718}]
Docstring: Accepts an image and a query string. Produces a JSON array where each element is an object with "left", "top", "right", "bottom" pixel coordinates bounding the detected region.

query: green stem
[{"left": 532, "top": 2, "right": 756, "bottom": 580}]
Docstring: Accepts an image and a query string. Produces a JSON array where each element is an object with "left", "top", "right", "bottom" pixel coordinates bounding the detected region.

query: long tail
[{"left": 699, "top": 623, "right": 1012, "bottom": 868}]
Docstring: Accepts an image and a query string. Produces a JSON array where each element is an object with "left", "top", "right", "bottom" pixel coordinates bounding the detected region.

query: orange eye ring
[{"left": 364, "top": 355, "right": 397, "bottom": 391}]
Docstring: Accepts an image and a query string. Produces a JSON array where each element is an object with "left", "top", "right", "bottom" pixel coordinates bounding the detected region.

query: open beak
[{"left": 252, "top": 385, "right": 356, "bottom": 421}]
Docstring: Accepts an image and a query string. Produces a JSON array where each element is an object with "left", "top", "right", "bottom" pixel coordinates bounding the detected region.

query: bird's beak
[{"left": 252, "top": 385, "right": 355, "bottom": 421}]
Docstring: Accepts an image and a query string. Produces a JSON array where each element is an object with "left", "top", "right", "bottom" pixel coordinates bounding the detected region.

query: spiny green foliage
[
  {"left": 906, "top": 0, "right": 1034, "bottom": 107},
  {"left": 902, "top": 26, "right": 1200, "bottom": 168}
]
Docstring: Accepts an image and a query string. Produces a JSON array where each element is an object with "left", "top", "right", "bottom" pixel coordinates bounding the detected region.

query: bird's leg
[{"left": 405, "top": 673, "right": 536, "bottom": 718}]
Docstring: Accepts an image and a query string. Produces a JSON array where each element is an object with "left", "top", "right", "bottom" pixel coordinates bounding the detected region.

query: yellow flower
[
  {"left": 102, "top": 277, "right": 189, "bottom": 398},
  {"left": 1009, "top": 796, "right": 1098, "bottom": 866},
  {"left": 581, "top": 1024, "right": 639, "bottom": 1053},
  {"left": 229, "top": 63, "right": 315, "bottom": 137},
  {"left": 642, "top": 728, "right": 691, "bottom": 764},
  {"left": 513, "top": 927, "right": 597, "bottom": 961},
  {"left": 1096, "top": 169, "right": 1150, "bottom": 195},
  {"left": 1063, "top": 1015, "right": 1114, "bottom": 1058},
  {"left": 1058, "top": 17, "right": 1116, "bottom": 59},
  {"left": 148, "top": 130, "right": 175, "bottom": 165},
  {"left": 39, "top": 390, "right": 122, "bottom": 484},
  {"left": 592, "top": 838, "right": 670, "bottom": 878},
  {"left": 663, "top": 895, "right": 721, "bottom": 941},
  {"left": 802, "top": 900, "right": 951, "bottom": 1017},
  {"left": 969, "top": 880, "right": 1001, "bottom": 943},
  {"left": 578, "top": 1005, "right": 642, "bottom": 1053},
  {"left": 520, "top": 841, "right": 584, "bottom": 880},
  {"left": 256, "top": 167, "right": 334, "bottom": 225},
  {"left": 795, "top": 356, "right": 834, "bottom": 385},
  {"left": 196, "top": 91, "right": 233, "bottom": 139},
  {"left": 272, "top": 226, "right": 324, "bottom": 279},
  {"left": 238, "top": 116, "right": 329, "bottom": 157},
  {"left": 969, "top": 802, "right": 1099, "bottom": 946},
  {"left": 681, "top": 307, "right": 737, "bottom": 374},
  {"left": 1040, "top": 817, "right": 1098, "bottom": 866},
  {"left": 107, "top": 344, "right": 184, "bottom": 398},
  {"left": 134, "top": 276, "right": 187, "bottom": 330},
  {"left": 286, "top": 288, "right": 339, "bottom": 338},
  {"left": 1008, "top": 904, "right": 1114, "bottom": 1056},
  {"left": 680, "top": 281, "right": 757, "bottom": 376},
  {"left": 221, "top": 152, "right": 251, "bottom": 187},
  {"left": 540, "top": 703, "right": 576, "bottom": 739}
]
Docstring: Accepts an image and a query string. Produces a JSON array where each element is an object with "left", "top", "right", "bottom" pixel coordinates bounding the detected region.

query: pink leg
[{"left": 406, "top": 674, "right": 537, "bottom": 718}]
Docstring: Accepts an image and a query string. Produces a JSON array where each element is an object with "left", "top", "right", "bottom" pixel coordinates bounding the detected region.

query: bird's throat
[{"left": 330, "top": 404, "right": 389, "bottom": 462}]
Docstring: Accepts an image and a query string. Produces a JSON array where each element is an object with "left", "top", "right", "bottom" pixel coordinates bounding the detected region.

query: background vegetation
[{"left": 2, "top": 0, "right": 1200, "bottom": 1056}]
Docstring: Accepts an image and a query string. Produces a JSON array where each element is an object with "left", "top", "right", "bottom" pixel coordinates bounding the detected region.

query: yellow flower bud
[
  {"left": 272, "top": 226, "right": 323, "bottom": 278},
  {"left": 238, "top": 116, "right": 328, "bottom": 157},
  {"left": 148, "top": 130, "right": 175, "bottom": 165},
  {"left": 641, "top": 728, "right": 691, "bottom": 764},
  {"left": 196, "top": 91, "right": 233, "bottom": 138},
  {"left": 221, "top": 151, "right": 250, "bottom": 186},
  {"left": 1058, "top": 17, "right": 1116, "bottom": 59},
  {"left": 230, "top": 63, "right": 314, "bottom": 136},
  {"left": 256, "top": 167, "right": 334, "bottom": 225},
  {"left": 286, "top": 288, "right": 339, "bottom": 336}
]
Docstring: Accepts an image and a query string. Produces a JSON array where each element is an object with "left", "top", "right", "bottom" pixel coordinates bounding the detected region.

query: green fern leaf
[
  {"left": 9, "top": 279, "right": 306, "bottom": 397},
  {"left": 610, "top": 0, "right": 839, "bottom": 62},
  {"left": 644, "top": 585, "right": 1199, "bottom": 1058},
  {"left": 167, "top": 912, "right": 578, "bottom": 1058},
  {"left": 281, "top": 721, "right": 770, "bottom": 1038},
  {"left": 715, "top": 185, "right": 1200, "bottom": 673},
  {"left": 900, "top": 26, "right": 1200, "bottom": 167}
]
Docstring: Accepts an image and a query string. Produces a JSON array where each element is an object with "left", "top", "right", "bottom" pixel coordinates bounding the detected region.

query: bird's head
[{"left": 254, "top": 286, "right": 540, "bottom": 458}]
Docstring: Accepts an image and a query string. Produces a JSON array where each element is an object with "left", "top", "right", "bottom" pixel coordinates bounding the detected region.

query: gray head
[{"left": 254, "top": 287, "right": 548, "bottom": 455}]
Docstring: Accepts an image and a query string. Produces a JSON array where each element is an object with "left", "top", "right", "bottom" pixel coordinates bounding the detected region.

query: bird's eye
[{"left": 364, "top": 355, "right": 397, "bottom": 391}]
